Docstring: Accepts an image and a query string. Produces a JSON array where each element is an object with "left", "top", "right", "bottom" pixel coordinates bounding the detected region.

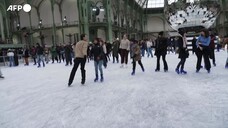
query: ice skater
[
  {"left": 131, "top": 39, "right": 145, "bottom": 75},
  {"left": 154, "top": 31, "right": 168, "bottom": 72},
  {"left": 91, "top": 38, "right": 105, "bottom": 82},
  {"left": 68, "top": 34, "right": 88, "bottom": 86},
  {"left": 0, "top": 68, "right": 4, "bottom": 78},
  {"left": 195, "top": 29, "right": 211, "bottom": 73},
  {"left": 175, "top": 31, "right": 189, "bottom": 74},
  {"left": 120, "top": 34, "right": 130, "bottom": 68}
]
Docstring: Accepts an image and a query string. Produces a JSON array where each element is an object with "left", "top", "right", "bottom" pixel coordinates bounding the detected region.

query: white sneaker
[{"left": 125, "top": 64, "right": 128, "bottom": 68}]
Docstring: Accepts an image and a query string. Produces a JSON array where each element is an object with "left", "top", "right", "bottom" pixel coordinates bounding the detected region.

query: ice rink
[{"left": 1, "top": 51, "right": 228, "bottom": 128}]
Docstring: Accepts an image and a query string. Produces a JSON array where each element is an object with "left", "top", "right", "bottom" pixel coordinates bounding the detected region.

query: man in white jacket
[
  {"left": 146, "top": 39, "right": 153, "bottom": 58},
  {"left": 120, "top": 34, "right": 130, "bottom": 68},
  {"left": 7, "top": 49, "right": 14, "bottom": 67}
]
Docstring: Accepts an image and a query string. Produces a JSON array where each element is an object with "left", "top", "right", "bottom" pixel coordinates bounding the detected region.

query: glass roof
[{"left": 135, "top": 0, "right": 199, "bottom": 8}]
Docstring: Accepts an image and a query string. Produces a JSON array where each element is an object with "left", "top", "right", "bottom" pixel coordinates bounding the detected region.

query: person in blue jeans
[
  {"left": 36, "top": 43, "right": 45, "bottom": 68},
  {"left": 196, "top": 29, "right": 211, "bottom": 73},
  {"left": 146, "top": 39, "right": 153, "bottom": 58},
  {"left": 91, "top": 38, "right": 104, "bottom": 82},
  {"left": 7, "top": 49, "right": 14, "bottom": 67}
]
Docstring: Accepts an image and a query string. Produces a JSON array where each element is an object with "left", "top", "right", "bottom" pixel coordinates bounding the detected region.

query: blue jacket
[{"left": 196, "top": 35, "right": 211, "bottom": 47}]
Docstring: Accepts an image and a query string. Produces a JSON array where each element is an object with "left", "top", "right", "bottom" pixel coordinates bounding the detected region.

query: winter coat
[
  {"left": 209, "top": 35, "right": 215, "bottom": 49},
  {"left": 91, "top": 43, "right": 104, "bottom": 62},
  {"left": 178, "top": 37, "right": 189, "bottom": 59},
  {"left": 112, "top": 40, "right": 120, "bottom": 57},
  {"left": 36, "top": 46, "right": 44, "bottom": 55},
  {"left": 131, "top": 43, "right": 141, "bottom": 61},
  {"left": 51, "top": 47, "right": 57, "bottom": 56},
  {"left": 120, "top": 39, "right": 130, "bottom": 50},
  {"left": 74, "top": 40, "right": 88, "bottom": 58},
  {"left": 24, "top": 49, "right": 30, "bottom": 58},
  {"left": 7, "top": 51, "right": 14, "bottom": 57},
  {"left": 155, "top": 37, "right": 168, "bottom": 56}
]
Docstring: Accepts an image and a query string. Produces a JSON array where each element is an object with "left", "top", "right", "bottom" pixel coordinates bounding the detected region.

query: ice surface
[{"left": 0, "top": 51, "right": 228, "bottom": 128}]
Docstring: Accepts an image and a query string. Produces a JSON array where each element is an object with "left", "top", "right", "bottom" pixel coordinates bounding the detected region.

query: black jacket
[
  {"left": 91, "top": 44, "right": 104, "bottom": 62},
  {"left": 36, "top": 46, "right": 44, "bottom": 55},
  {"left": 155, "top": 37, "right": 168, "bottom": 56},
  {"left": 178, "top": 37, "right": 189, "bottom": 59}
]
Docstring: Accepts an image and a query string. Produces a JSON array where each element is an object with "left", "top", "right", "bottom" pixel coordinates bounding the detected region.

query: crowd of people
[{"left": 0, "top": 29, "right": 228, "bottom": 83}]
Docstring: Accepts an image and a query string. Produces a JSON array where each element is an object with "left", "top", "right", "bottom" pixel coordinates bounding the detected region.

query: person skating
[
  {"left": 23, "top": 47, "right": 30, "bottom": 66},
  {"left": 51, "top": 46, "right": 58, "bottom": 63},
  {"left": 91, "top": 38, "right": 105, "bottom": 82},
  {"left": 68, "top": 34, "right": 88, "bottom": 86},
  {"left": 112, "top": 38, "right": 120, "bottom": 63},
  {"left": 192, "top": 37, "right": 197, "bottom": 55},
  {"left": 30, "top": 46, "right": 37, "bottom": 65},
  {"left": 195, "top": 29, "right": 211, "bottom": 73},
  {"left": 175, "top": 31, "right": 189, "bottom": 74},
  {"left": 209, "top": 32, "right": 216, "bottom": 66},
  {"left": 154, "top": 31, "right": 168, "bottom": 72},
  {"left": 120, "top": 34, "right": 130, "bottom": 68},
  {"left": 36, "top": 43, "right": 45, "bottom": 68},
  {"left": 131, "top": 39, "right": 145, "bottom": 75},
  {"left": 7, "top": 49, "right": 14, "bottom": 67},
  {"left": 0, "top": 68, "right": 4, "bottom": 78},
  {"left": 65, "top": 43, "right": 73, "bottom": 66},
  {"left": 223, "top": 36, "right": 228, "bottom": 68},
  {"left": 146, "top": 39, "right": 153, "bottom": 58}
]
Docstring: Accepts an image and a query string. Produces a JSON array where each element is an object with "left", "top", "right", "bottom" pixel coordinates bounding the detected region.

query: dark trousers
[
  {"left": 156, "top": 54, "right": 168, "bottom": 70},
  {"left": 33, "top": 56, "right": 36, "bottom": 64},
  {"left": 132, "top": 60, "right": 144, "bottom": 71},
  {"left": 120, "top": 49, "right": 129, "bottom": 64},
  {"left": 196, "top": 48, "right": 211, "bottom": 71},
  {"left": 113, "top": 55, "right": 119, "bottom": 63},
  {"left": 68, "top": 58, "right": 86, "bottom": 85},
  {"left": 176, "top": 58, "right": 186, "bottom": 70},
  {"left": 210, "top": 48, "right": 216, "bottom": 64},
  {"left": 65, "top": 53, "right": 72, "bottom": 65},
  {"left": 52, "top": 55, "right": 58, "bottom": 63},
  {"left": 59, "top": 53, "right": 65, "bottom": 62}
]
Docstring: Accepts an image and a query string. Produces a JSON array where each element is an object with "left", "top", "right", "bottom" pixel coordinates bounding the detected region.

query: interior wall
[
  {"left": 39, "top": 0, "right": 52, "bottom": 26},
  {"left": 62, "top": 0, "right": 79, "bottom": 22},
  {"left": 31, "top": 7, "right": 38, "bottom": 27},
  {"left": 97, "top": 29, "right": 106, "bottom": 41},
  {"left": 147, "top": 15, "right": 174, "bottom": 32}
]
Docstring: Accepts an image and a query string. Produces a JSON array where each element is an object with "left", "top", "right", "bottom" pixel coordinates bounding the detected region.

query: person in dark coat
[
  {"left": 91, "top": 38, "right": 105, "bottom": 82},
  {"left": 30, "top": 46, "right": 37, "bottom": 65},
  {"left": 209, "top": 32, "right": 216, "bottom": 66},
  {"left": 36, "top": 43, "right": 45, "bottom": 68},
  {"left": 14, "top": 50, "right": 19, "bottom": 66},
  {"left": 23, "top": 47, "right": 30, "bottom": 66},
  {"left": 112, "top": 39, "right": 120, "bottom": 63},
  {"left": 175, "top": 31, "right": 189, "bottom": 74},
  {"left": 192, "top": 37, "right": 197, "bottom": 54},
  {"left": 154, "top": 31, "right": 168, "bottom": 72},
  {"left": 195, "top": 29, "right": 211, "bottom": 73},
  {"left": 131, "top": 39, "right": 145, "bottom": 75},
  {"left": 64, "top": 43, "right": 73, "bottom": 66},
  {"left": 51, "top": 46, "right": 58, "bottom": 63}
]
